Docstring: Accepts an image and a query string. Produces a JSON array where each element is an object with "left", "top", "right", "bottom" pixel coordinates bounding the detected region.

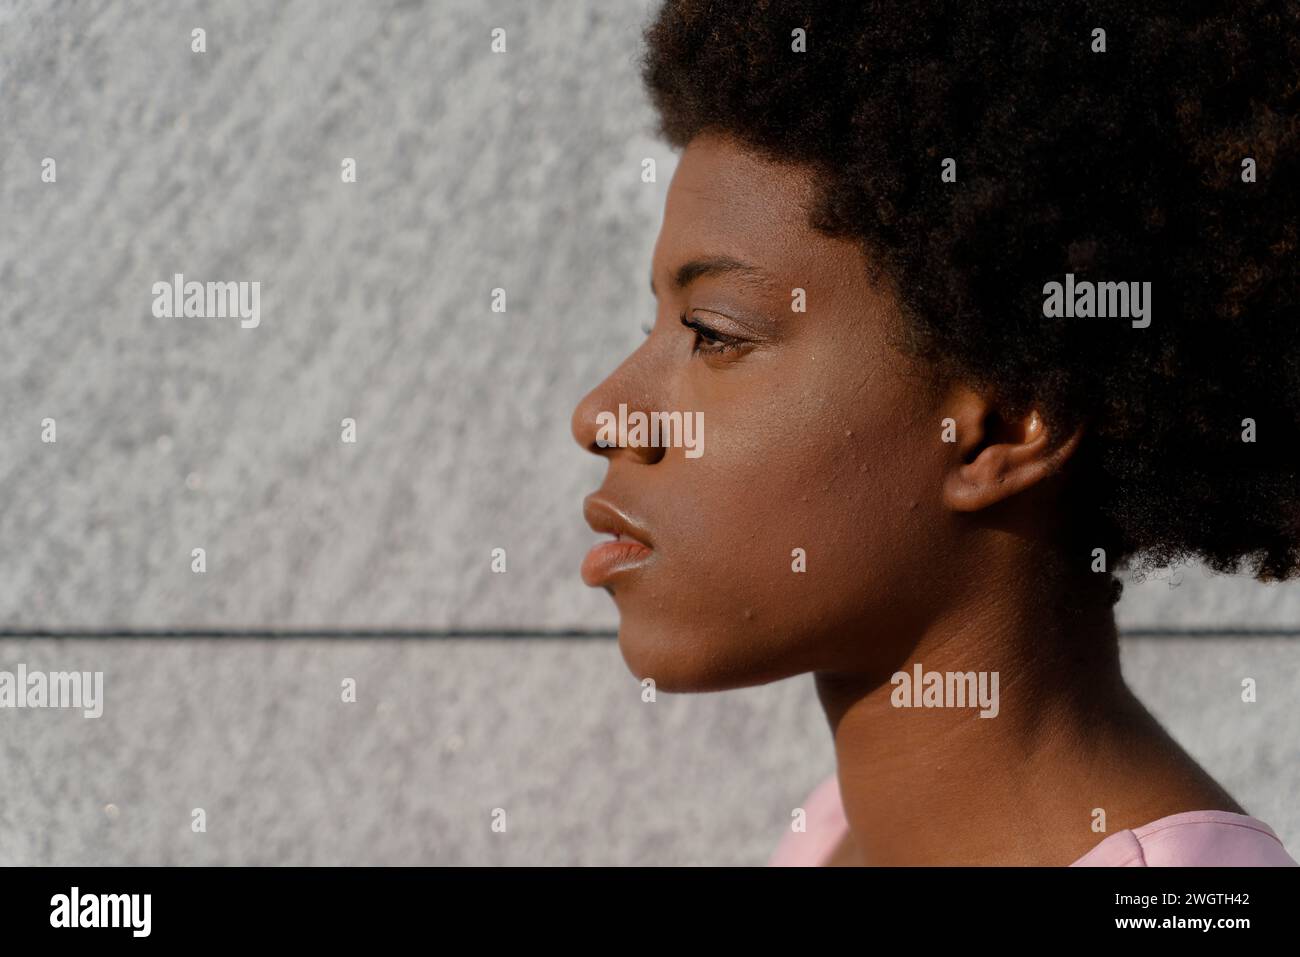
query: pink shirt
[{"left": 768, "top": 773, "right": 1298, "bottom": 866}]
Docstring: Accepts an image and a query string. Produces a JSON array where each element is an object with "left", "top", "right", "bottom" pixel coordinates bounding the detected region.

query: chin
[{"left": 614, "top": 613, "right": 805, "bottom": 695}]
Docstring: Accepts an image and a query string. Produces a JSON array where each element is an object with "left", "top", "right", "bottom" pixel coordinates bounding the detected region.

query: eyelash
[
  {"left": 640, "top": 312, "right": 748, "bottom": 357},
  {"left": 678, "top": 310, "right": 744, "bottom": 356}
]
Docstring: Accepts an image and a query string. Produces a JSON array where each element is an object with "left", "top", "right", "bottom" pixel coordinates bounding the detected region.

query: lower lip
[{"left": 582, "top": 539, "right": 653, "bottom": 586}]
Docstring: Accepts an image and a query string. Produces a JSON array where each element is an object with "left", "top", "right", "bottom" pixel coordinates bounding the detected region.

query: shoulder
[
  {"left": 1071, "top": 811, "right": 1299, "bottom": 867},
  {"left": 766, "top": 773, "right": 849, "bottom": 867}
]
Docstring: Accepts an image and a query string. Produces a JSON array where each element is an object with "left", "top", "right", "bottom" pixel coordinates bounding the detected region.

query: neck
[{"left": 813, "top": 573, "right": 1234, "bottom": 865}]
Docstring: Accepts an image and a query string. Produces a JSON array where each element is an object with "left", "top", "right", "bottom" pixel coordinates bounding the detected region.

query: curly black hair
[{"left": 640, "top": 0, "right": 1300, "bottom": 597}]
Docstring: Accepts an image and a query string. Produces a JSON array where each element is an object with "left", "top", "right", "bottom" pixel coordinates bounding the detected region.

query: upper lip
[{"left": 583, "top": 494, "right": 654, "bottom": 548}]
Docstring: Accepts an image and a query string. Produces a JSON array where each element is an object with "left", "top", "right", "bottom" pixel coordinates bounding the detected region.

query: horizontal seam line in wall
[{"left": 0, "top": 628, "right": 1296, "bottom": 639}]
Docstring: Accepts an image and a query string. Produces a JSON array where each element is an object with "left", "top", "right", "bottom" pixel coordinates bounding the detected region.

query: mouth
[{"left": 581, "top": 494, "right": 655, "bottom": 587}]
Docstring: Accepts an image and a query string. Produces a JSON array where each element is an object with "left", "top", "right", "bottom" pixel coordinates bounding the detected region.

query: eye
[{"left": 679, "top": 310, "right": 746, "bottom": 356}]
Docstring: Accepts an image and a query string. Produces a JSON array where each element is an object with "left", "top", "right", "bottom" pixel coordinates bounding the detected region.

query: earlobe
[{"left": 941, "top": 404, "right": 1084, "bottom": 513}]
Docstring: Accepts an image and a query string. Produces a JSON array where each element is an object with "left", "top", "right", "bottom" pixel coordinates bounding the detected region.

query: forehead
[{"left": 653, "top": 134, "right": 861, "bottom": 289}]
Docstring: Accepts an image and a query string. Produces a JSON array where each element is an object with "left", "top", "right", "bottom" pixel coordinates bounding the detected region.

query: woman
[{"left": 572, "top": 0, "right": 1299, "bottom": 865}]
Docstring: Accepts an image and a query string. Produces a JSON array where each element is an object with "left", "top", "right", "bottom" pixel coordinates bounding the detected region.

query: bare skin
[
  {"left": 572, "top": 131, "right": 1246, "bottom": 866},
  {"left": 816, "top": 616, "right": 1244, "bottom": 866}
]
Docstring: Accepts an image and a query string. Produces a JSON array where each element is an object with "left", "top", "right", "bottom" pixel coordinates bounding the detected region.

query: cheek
[
  {"left": 710, "top": 358, "right": 931, "bottom": 546},
  {"left": 722, "top": 395, "right": 928, "bottom": 608},
  {"left": 615, "top": 367, "right": 940, "bottom": 687}
]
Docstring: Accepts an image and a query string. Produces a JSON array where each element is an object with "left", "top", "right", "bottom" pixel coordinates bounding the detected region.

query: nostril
[{"left": 572, "top": 389, "right": 617, "bottom": 457}]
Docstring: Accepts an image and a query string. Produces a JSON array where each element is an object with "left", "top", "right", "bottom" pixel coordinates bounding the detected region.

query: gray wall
[
  {"left": 0, "top": 634, "right": 1294, "bottom": 865},
  {"left": 0, "top": 0, "right": 1295, "bottom": 864}
]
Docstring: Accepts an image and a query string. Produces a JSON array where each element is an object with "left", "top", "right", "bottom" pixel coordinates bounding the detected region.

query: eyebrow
[{"left": 649, "top": 255, "right": 776, "bottom": 297}]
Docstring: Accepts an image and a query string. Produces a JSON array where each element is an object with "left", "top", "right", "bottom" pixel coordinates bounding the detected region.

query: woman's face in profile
[{"left": 572, "top": 132, "right": 953, "bottom": 693}]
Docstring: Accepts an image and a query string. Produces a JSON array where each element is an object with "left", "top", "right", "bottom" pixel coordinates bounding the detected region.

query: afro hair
[{"left": 640, "top": 0, "right": 1300, "bottom": 595}]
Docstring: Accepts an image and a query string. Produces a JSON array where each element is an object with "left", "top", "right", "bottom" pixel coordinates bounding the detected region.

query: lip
[{"left": 581, "top": 494, "right": 654, "bottom": 586}]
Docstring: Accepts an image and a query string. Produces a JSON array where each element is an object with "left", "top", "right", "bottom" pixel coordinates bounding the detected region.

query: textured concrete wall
[
  {"left": 0, "top": 635, "right": 1294, "bottom": 865},
  {"left": 0, "top": 0, "right": 1295, "bottom": 865},
  {"left": 2, "top": 0, "right": 1299, "bottom": 633},
  {"left": 1, "top": 0, "right": 668, "bottom": 631}
]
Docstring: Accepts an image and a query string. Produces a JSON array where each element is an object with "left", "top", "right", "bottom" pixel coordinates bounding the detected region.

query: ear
[{"left": 940, "top": 384, "right": 1084, "bottom": 513}]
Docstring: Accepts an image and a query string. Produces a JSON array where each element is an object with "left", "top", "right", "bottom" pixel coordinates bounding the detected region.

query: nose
[{"left": 571, "top": 355, "right": 667, "bottom": 466}]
